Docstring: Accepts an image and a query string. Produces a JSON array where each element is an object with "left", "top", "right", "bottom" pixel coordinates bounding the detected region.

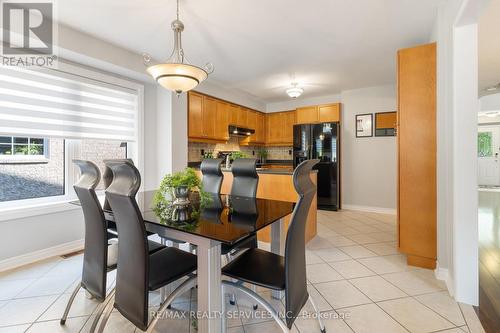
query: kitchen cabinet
[
  {"left": 237, "top": 107, "right": 248, "bottom": 127},
  {"left": 242, "top": 110, "right": 266, "bottom": 145},
  {"left": 188, "top": 92, "right": 204, "bottom": 139},
  {"left": 397, "top": 43, "right": 436, "bottom": 269},
  {"left": 296, "top": 106, "right": 318, "bottom": 124},
  {"left": 215, "top": 100, "right": 229, "bottom": 141},
  {"left": 256, "top": 112, "right": 265, "bottom": 143},
  {"left": 319, "top": 104, "right": 340, "bottom": 122},
  {"left": 295, "top": 103, "right": 341, "bottom": 124},
  {"left": 228, "top": 104, "right": 239, "bottom": 126},
  {"left": 188, "top": 92, "right": 228, "bottom": 142},
  {"left": 265, "top": 111, "right": 294, "bottom": 145}
]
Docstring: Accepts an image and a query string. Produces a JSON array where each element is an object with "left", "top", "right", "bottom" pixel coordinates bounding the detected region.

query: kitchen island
[{"left": 195, "top": 168, "right": 317, "bottom": 243}]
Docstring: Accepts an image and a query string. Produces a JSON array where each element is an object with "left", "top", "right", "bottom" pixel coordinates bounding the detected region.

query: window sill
[
  {"left": 0, "top": 199, "right": 82, "bottom": 222},
  {"left": 0, "top": 157, "right": 49, "bottom": 165}
]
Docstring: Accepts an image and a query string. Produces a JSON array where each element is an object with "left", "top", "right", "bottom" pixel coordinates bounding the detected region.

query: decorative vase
[{"left": 172, "top": 186, "right": 191, "bottom": 221}]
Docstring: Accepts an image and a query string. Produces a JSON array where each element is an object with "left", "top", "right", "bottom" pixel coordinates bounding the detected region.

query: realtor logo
[{"left": 1, "top": 0, "right": 57, "bottom": 67}]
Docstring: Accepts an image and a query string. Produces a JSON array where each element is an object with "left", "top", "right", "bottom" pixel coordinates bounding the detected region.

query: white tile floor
[{"left": 0, "top": 210, "right": 486, "bottom": 333}]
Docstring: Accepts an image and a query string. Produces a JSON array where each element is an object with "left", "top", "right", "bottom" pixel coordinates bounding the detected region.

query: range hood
[{"left": 229, "top": 125, "right": 255, "bottom": 137}]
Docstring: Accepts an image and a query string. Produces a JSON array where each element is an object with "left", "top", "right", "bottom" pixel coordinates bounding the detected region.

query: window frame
[
  {"left": 0, "top": 136, "right": 49, "bottom": 161},
  {"left": 0, "top": 60, "right": 145, "bottom": 222}
]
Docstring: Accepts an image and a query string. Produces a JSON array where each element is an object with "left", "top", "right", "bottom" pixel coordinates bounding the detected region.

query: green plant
[
  {"left": 152, "top": 168, "right": 211, "bottom": 220},
  {"left": 230, "top": 151, "right": 247, "bottom": 160},
  {"left": 257, "top": 148, "right": 268, "bottom": 160}
]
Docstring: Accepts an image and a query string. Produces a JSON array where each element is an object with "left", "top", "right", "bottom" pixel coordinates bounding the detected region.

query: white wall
[
  {"left": 431, "top": 0, "right": 484, "bottom": 305},
  {"left": 480, "top": 93, "right": 500, "bottom": 112},
  {"left": 340, "top": 85, "right": 397, "bottom": 213}
]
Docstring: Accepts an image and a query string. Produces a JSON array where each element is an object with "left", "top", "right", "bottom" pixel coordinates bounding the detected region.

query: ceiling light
[
  {"left": 144, "top": 0, "right": 213, "bottom": 95},
  {"left": 286, "top": 83, "right": 304, "bottom": 99}
]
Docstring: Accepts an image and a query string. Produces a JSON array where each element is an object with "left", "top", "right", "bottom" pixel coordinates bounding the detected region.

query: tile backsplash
[{"left": 188, "top": 137, "right": 292, "bottom": 162}]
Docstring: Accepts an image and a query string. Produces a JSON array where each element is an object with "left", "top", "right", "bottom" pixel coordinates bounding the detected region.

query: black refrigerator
[{"left": 293, "top": 122, "right": 340, "bottom": 211}]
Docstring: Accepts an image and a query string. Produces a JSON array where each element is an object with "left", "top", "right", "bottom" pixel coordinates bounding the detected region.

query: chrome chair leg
[
  {"left": 308, "top": 295, "right": 326, "bottom": 333},
  {"left": 222, "top": 280, "right": 290, "bottom": 333},
  {"left": 60, "top": 281, "right": 81, "bottom": 325},
  {"left": 146, "top": 275, "right": 197, "bottom": 333},
  {"left": 251, "top": 284, "right": 258, "bottom": 310},
  {"left": 96, "top": 294, "right": 115, "bottom": 333},
  {"left": 89, "top": 288, "right": 116, "bottom": 333}
]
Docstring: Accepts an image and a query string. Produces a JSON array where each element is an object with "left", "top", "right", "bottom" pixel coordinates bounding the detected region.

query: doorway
[{"left": 478, "top": 125, "right": 500, "bottom": 187}]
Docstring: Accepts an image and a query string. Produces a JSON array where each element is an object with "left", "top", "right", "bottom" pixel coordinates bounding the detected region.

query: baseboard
[
  {"left": 0, "top": 239, "right": 84, "bottom": 273},
  {"left": 342, "top": 204, "right": 396, "bottom": 215},
  {"left": 435, "top": 262, "right": 454, "bottom": 296}
]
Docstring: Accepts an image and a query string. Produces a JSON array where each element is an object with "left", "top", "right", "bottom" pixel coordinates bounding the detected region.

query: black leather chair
[
  {"left": 221, "top": 159, "right": 325, "bottom": 333},
  {"left": 60, "top": 160, "right": 165, "bottom": 329},
  {"left": 200, "top": 158, "right": 224, "bottom": 193},
  {"left": 96, "top": 160, "right": 198, "bottom": 333},
  {"left": 102, "top": 158, "right": 135, "bottom": 211},
  {"left": 230, "top": 158, "right": 259, "bottom": 197}
]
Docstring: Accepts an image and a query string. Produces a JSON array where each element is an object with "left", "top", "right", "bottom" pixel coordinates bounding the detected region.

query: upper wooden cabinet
[
  {"left": 295, "top": 103, "right": 341, "bottom": 124},
  {"left": 228, "top": 104, "right": 239, "bottom": 126},
  {"left": 237, "top": 108, "right": 249, "bottom": 127},
  {"left": 189, "top": 91, "right": 266, "bottom": 143},
  {"left": 296, "top": 106, "right": 318, "bottom": 124},
  {"left": 265, "top": 111, "right": 294, "bottom": 145},
  {"left": 188, "top": 92, "right": 204, "bottom": 139},
  {"left": 397, "top": 43, "right": 436, "bottom": 269},
  {"left": 188, "top": 92, "right": 228, "bottom": 142},
  {"left": 319, "top": 104, "right": 340, "bottom": 122}
]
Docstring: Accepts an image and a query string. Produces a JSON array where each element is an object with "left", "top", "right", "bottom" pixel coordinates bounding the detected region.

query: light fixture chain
[{"left": 176, "top": 0, "right": 179, "bottom": 20}]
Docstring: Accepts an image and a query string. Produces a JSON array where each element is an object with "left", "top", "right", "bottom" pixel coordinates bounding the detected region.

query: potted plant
[
  {"left": 257, "top": 148, "right": 268, "bottom": 163},
  {"left": 153, "top": 168, "right": 210, "bottom": 221}
]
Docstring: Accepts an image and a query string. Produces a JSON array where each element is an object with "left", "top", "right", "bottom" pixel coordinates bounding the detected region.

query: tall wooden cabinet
[{"left": 397, "top": 43, "right": 437, "bottom": 269}]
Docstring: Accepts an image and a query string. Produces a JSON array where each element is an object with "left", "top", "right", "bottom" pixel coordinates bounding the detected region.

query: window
[
  {"left": 0, "top": 137, "right": 65, "bottom": 202},
  {"left": 478, "top": 132, "right": 493, "bottom": 157},
  {"left": 0, "top": 136, "right": 47, "bottom": 157},
  {"left": 0, "top": 62, "right": 141, "bottom": 210}
]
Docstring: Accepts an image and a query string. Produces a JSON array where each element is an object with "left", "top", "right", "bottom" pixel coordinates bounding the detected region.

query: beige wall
[{"left": 340, "top": 85, "right": 397, "bottom": 213}]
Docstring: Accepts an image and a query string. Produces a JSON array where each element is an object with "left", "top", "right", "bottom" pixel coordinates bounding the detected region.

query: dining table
[{"left": 99, "top": 190, "right": 294, "bottom": 333}]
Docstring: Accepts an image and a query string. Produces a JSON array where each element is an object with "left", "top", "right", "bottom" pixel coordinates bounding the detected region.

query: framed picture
[
  {"left": 375, "top": 111, "right": 397, "bottom": 137},
  {"left": 356, "top": 114, "right": 373, "bottom": 138}
]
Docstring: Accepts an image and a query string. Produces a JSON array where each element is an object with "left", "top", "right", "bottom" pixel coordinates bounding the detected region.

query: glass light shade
[
  {"left": 286, "top": 86, "right": 304, "bottom": 99},
  {"left": 146, "top": 63, "right": 208, "bottom": 93}
]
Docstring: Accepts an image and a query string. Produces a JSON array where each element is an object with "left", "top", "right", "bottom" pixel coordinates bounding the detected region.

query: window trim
[
  {"left": 0, "top": 137, "right": 49, "bottom": 161},
  {"left": 0, "top": 60, "right": 145, "bottom": 220}
]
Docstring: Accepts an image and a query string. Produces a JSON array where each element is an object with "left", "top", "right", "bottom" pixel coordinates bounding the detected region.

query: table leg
[
  {"left": 196, "top": 239, "right": 222, "bottom": 333},
  {"left": 270, "top": 218, "right": 285, "bottom": 300}
]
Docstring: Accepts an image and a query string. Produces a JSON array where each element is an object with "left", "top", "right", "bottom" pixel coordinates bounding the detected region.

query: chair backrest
[
  {"left": 200, "top": 158, "right": 224, "bottom": 194},
  {"left": 73, "top": 160, "right": 108, "bottom": 300},
  {"left": 230, "top": 196, "right": 258, "bottom": 231},
  {"left": 104, "top": 160, "right": 149, "bottom": 330},
  {"left": 284, "top": 159, "right": 319, "bottom": 328},
  {"left": 230, "top": 158, "right": 259, "bottom": 197},
  {"left": 102, "top": 158, "right": 135, "bottom": 211}
]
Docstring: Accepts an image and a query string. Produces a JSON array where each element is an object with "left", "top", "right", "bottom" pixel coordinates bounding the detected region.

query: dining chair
[
  {"left": 200, "top": 158, "right": 224, "bottom": 193},
  {"left": 230, "top": 158, "right": 259, "bottom": 197},
  {"left": 60, "top": 160, "right": 165, "bottom": 329},
  {"left": 102, "top": 158, "right": 135, "bottom": 211},
  {"left": 96, "top": 160, "right": 198, "bottom": 333},
  {"left": 221, "top": 159, "right": 325, "bottom": 333},
  {"left": 224, "top": 158, "right": 260, "bottom": 307}
]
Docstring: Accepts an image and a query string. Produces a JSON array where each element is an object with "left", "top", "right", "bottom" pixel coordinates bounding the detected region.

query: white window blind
[{"left": 0, "top": 65, "right": 138, "bottom": 141}]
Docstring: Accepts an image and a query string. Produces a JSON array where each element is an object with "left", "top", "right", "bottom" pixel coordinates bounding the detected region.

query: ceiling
[
  {"left": 479, "top": 0, "right": 500, "bottom": 95},
  {"left": 57, "top": 0, "right": 439, "bottom": 103}
]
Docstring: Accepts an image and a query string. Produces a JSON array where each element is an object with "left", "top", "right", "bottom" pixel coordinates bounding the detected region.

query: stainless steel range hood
[{"left": 228, "top": 125, "right": 255, "bottom": 137}]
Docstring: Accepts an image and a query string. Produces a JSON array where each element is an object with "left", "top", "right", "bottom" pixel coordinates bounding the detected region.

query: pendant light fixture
[
  {"left": 144, "top": 0, "right": 213, "bottom": 95},
  {"left": 286, "top": 82, "right": 304, "bottom": 99}
]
